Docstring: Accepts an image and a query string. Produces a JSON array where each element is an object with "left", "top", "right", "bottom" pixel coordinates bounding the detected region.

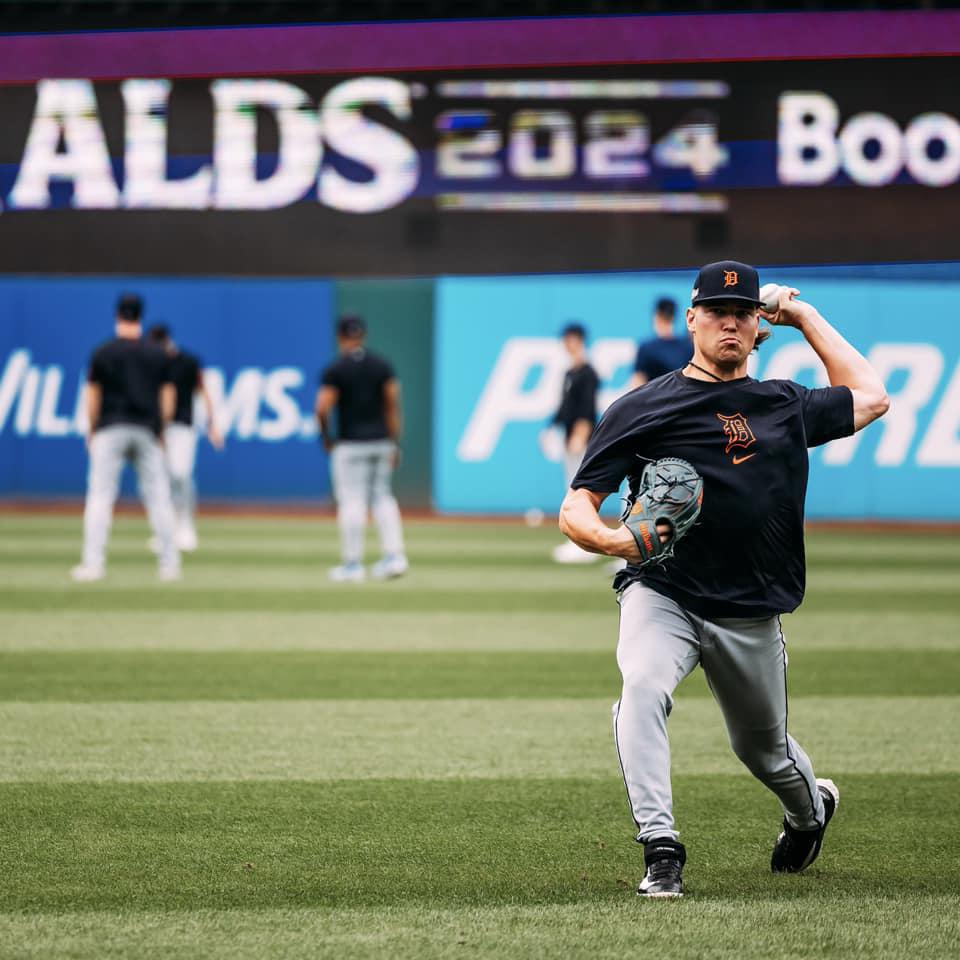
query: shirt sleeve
[
  {"left": 570, "top": 368, "right": 598, "bottom": 423},
  {"left": 633, "top": 343, "right": 652, "bottom": 375},
  {"left": 320, "top": 365, "right": 339, "bottom": 388},
  {"left": 800, "top": 385, "right": 855, "bottom": 447},
  {"left": 87, "top": 350, "right": 105, "bottom": 384},
  {"left": 570, "top": 396, "right": 644, "bottom": 492}
]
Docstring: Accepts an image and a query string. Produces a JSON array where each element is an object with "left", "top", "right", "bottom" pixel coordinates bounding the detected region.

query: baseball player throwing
[{"left": 559, "top": 260, "right": 889, "bottom": 897}]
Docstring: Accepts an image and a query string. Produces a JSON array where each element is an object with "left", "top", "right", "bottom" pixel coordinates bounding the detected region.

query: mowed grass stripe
[
  {"left": 3, "top": 610, "right": 957, "bottom": 652},
  {"left": 6, "top": 544, "right": 960, "bottom": 572},
  {"left": 2, "top": 900, "right": 958, "bottom": 960},
  {"left": 2, "top": 775, "right": 958, "bottom": 911},
  {"left": 1, "top": 697, "right": 956, "bottom": 782},
  {"left": 3, "top": 587, "right": 958, "bottom": 614},
  {"left": 0, "top": 649, "right": 958, "bottom": 701},
  {"left": 3, "top": 559, "right": 959, "bottom": 593}
]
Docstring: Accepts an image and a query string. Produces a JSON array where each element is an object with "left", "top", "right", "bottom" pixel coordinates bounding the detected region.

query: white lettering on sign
[
  {"left": 5, "top": 76, "right": 420, "bottom": 215},
  {"left": 457, "top": 337, "right": 960, "bottom": 468},
  {"left": 823, "top": 344, "right": 943, "bottom": 466},
  {"left": 10, "top": 80, "right": 120, "bottom": 209},
  {"left": 779, "top": 92, "right": 960, "bottom": 188},
  {"left": 0, "top": 351, "right": 316, "bottom": 443},
  {"left": 916, "top": 362, "right": 960, "bottom": 466},
  {"left": 123, "top": 79, "right": 213, "bottom": 209},
  {"left": 212, "top": 79, "right": 320, "bottom": 210},
  {"left": 458, "top": 339, "right": 567, "bottom": 462}
]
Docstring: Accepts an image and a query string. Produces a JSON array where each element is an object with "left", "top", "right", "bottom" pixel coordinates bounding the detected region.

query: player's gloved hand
[{"left": 619, "top": 458, "right": 704, "bottom": 566}]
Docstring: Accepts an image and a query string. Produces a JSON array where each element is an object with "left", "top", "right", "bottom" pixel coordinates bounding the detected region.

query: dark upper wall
[{"left": 2, "top": 1, "right": 957, "bottom": 34}]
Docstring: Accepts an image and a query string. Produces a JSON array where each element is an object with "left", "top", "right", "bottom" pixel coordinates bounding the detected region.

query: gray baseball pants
[
  {"left": 330, "top": 439, "right": 404, "bottom": 566},
  {"left": 82, "top": 424, "right": 179, "bottom": 571},
  {"left": 614, "top": 582, "right": 825, "bottom": 843}
]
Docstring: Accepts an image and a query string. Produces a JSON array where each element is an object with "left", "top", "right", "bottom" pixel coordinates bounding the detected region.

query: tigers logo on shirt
[{"left": 717, "top": 412, "right": 756, "bottom": 458}]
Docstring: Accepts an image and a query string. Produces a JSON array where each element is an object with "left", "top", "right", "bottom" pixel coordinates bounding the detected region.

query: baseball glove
[{"left": 620, "top": 457, "right": 704, "bottom": 565}]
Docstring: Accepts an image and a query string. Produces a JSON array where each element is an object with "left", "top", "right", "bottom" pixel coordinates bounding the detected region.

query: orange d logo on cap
[{"left": 723, "top": 270, "right": 739, "bottom": 288}]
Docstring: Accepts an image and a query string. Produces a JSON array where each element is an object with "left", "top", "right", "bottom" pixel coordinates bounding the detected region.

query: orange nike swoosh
[{"left": 732, "top": 453, "right": 756, "bottom": 465}]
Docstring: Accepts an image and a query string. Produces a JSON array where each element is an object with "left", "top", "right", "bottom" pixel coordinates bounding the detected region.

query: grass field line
[
  {"left": 3, "top": 565, "right": 958, "bottom": 595},
  {"left": 1, "top": 696, "right": 955, "bottom": 782},
  {"left": 1, "top": 899, "right": 958, "bottom": 960},
  {"left": 2, "top": 609, "right": 957, "bottom": 652}
]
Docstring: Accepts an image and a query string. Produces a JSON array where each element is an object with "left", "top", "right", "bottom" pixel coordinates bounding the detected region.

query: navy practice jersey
[
  {"left": 168, "top": 350, "right": 201, "bottom": 426},
  {"left": 321, "top": 349, "right": 396, "bottom": 441},
  {"left": 553, "top": 363, "right": 599, "bottom": 440},
  {"left": 88, "top": 338, "right": 173, "bottom": 436},
  {"left": 572, "top": 371, "right": 854, "bottom": 619},
  {"left": 634, "top": 335, "right": 694, "bottom": 382}
]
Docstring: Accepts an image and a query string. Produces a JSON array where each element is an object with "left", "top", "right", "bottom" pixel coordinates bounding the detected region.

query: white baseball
[{"left": 759, "top": 283, "right": 783, "bottom": 314}]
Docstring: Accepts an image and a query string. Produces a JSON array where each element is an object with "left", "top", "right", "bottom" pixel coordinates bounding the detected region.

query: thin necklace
[{"left": 686, "top": 361, "right": 726, "bottom": 383}]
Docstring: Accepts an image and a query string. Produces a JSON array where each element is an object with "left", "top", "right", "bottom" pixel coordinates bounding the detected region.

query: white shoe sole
[{"left": 816, "top": 778, "right": 840, "bottom": 817}]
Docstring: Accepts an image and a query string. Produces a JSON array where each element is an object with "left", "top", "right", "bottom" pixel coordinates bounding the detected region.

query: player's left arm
[
  {"left": 160, "top": 384, "right": 176, "bottom": 425},
  {"left": 764, "top": 289, "right": 890, "bottom": 431},
  {"left": 383, "top": 377, "right": 403, "bottom": 467},
  {"left": 84, "top": 382, "right": 102, "bottom": 449},
  {"left": 315, "top": 385, "right": 338, "bottom": 452},
  {"left": 197, "top": 372, "right": 224, "bottom": 449}
]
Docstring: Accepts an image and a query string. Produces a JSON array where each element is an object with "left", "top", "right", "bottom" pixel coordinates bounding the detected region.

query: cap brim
[{"left": 692, "top": 294, "right": 764, "bottom": 307}]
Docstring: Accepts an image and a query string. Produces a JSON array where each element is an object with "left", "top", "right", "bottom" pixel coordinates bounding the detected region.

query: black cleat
[
  {"left": 638, "top": 838, "right": 686, "bottom": 898},
  {"left": 771, "top": 778, "right": 840, "bottom": 874}
]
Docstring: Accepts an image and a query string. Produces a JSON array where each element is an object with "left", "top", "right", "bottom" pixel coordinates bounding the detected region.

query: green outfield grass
[{"left": 0, "top": 514, "right": 958, "bottom": 959}]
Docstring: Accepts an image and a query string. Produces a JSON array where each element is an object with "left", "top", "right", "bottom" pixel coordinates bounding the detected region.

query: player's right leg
[
  {"left": 132, "top": 427, "right": 181, "bottom": 581},
  {"left": 329, "top": 442, "right": 367, "bottom": 582},
  {"left": 73, "top": 427, "right": 126, "bottom": 581},
  {"left": 369, "top": 440, "right": 407, "bottom": 580},
  {"left": 165, "top": 423, "right": 199, "bottom": 551},
  {"left": 614, "top": 582, "right": 701, "bottom": 895}
]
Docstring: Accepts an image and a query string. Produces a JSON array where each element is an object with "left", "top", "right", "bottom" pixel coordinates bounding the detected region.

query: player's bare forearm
[
  {"left": 84, "top": 383, "right": 102, "bottom": 439},
  {"left": 559, "top": 487, "right": 640, "bottom": 560},
  {"left": 315, "top": 386, "right": 338, "bottom": 451},
  {"left": 768, "top": 293, "right": 889, "bottom": 431},
  {"left": 199, "top": 380, "right": 224, "bottom": 449},
  {"left": 160, "top": 384, "right": 176, "bottom": 424},
  {"left": 384, "top": 378, "right": 402, "bottom": 444}
]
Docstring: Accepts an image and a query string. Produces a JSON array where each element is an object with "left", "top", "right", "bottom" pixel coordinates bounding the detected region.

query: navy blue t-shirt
[
  {"left": 634, "top": 335, "right": 694, "bottom": 382},
  {"left": 572, "top": 371, "right": 855, "bottom": 619}
]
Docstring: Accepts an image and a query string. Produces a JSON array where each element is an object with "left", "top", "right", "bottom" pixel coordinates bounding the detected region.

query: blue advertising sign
[
  {"left": 434, "top": 265, "right": 960, "bottom": 519},
  {"left": 0, "top": 276, "right": 334, "bottom": 498}
]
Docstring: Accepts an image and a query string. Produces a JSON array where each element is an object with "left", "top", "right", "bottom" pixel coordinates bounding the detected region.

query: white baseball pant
[
  {"left": 614, "top": 581, "right": 826, "bottom": 843},
  {"left": 163, "top": 422, "right": 198, "bottom": 539},
  {"left": 81, "top": 424, "right": 179, "bottom": 571},
  {"left": 330, "top": 439, "right": 405, "bottom": 566}
]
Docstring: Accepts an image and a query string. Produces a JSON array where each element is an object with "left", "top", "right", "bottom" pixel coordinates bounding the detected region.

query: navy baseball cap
[
  {"left": 337, "top": 314, "right": 366, "bottom": 337},
  {"left": 116, "top": 293, "right": 143, "bottom": 321},
  {"left": 691, "top": 261, "right": 763, "bottom": 308}
]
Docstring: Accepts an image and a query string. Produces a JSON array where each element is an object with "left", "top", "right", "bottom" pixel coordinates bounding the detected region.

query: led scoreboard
[{"left": 0, "top": 17, "right": 958, "bottom": 274}]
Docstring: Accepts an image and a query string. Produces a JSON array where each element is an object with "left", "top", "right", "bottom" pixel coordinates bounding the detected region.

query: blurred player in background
[
  {"left": 316, "top": 315, "right": 408, "bottom": 583},
  {"left": 147, "top": 324, "right": 223, "bottom": 552},
  {"left": 630, "top": 298, "right": 693, "bottom": 389},
  {"left": 549, "top": 322, "right": 600, "bottom": 564},
  {"left": 71, "top": 294, "right": 180, "bottom": 582}
]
